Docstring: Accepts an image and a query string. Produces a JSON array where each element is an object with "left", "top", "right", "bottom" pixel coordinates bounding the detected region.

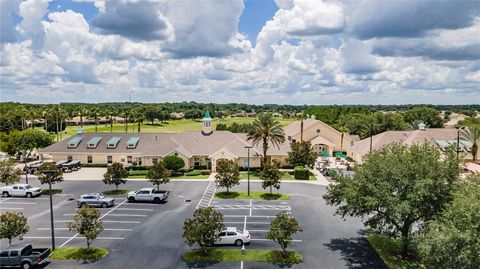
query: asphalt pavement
[{"left": 0, "top": 177, "right": 385, "bottom": 269}]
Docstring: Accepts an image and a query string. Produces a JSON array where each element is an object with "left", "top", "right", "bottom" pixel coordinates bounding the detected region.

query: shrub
[
  {"left": 200, "top": 170, "right": 211, "bottom": 175},
  {"left": 294, "top": 166, "right": 309, "bottom": 180},
  {"left": 163, "top": 156, "right": 185, "bottom": 171},
  {"left": 327, "top": 169, "right": 337, "bottom": 177},
  {"left": 81, "top": 163, "right": 108, "bottom": 168},
  {"left": 186, "top": 171, "right": 202, "bottom": 176},
  {"left": 131, "top": 166, "right": 148, "bottom": 170}
]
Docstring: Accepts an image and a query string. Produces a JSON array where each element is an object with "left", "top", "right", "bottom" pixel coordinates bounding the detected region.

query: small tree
[
  {"left": 287, "top": 141, "right": 317, "bottom": 168},
  {"left": 266, "top": 212, "right": 302, "bottom": 257},
  {"left": 214, "top": 159, "right": 240, "bottom": 193},
  {"left": 67, "top": 205, "right": 104, "bottom": 248},
  {"left": 0, "top": 159, "right": 21, "bottom": 185},
  {"left": 0, "top": 212, "right": 29, "bottom": 245},
  {"left": 147, "top": 162, "right": 170, "bottom": 190},
  {"left": 323, "top": 143, "right": 460, "bottom": 257},
  {"left": 419, "top": 174, "right": 480, "bottom": 269},
  {"left": 14, "top": 129, "right": 54, "bottom": 161},
  {"left": 183, "top": 207, "right": 225, "bottom": 255},
  {"left": 36, "top": 162, "right": 64, "bottom": 184},
  {"left": 102, "top": 162, "right": 129, "bottom": 191},
  {"left": 163, "top": 155, "right": 185, "bottom": 172},
  {"left": 260, "top": 163, "right": 282, "bottom": 194}
]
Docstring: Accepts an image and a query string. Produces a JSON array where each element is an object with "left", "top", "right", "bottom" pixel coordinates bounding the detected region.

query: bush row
[{"left": 294, "top": 166, "right": 310, "bottom": 180}]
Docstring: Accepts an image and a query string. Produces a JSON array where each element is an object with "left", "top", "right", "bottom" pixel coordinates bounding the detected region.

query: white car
[
  {"left": 213, "top": 227, "right": 250, "bottom": 246},
  {"left": 1, "top": 184, "right": 42, "bottom": 198}
]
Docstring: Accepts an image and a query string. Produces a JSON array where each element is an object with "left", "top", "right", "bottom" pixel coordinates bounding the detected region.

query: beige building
[
  {"left": 284, "top": 118, "right": 354, "bottom": 157},
  {"left": 350, "top": 127, "right": 477, "bottom": 163},
  {"left": 39, "top": 113, "right": 353, "bottom": 170}
]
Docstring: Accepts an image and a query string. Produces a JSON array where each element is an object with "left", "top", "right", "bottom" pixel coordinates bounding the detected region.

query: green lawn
[
  {"left": 367, "top": 234, "right": 425, "bottom": 269},
  {"left": 63, "top": 117, "right": 296, "bottom": 138},
  {"left": 41, "top": 189, "right": 63, "bottom": 195},
  {"left": 182, "top": 248, "right": 302, "bottom": 264},
  {"left": 240, "top": 171, "right": 317, "bottom": 181},
  {"left": 102, "top": 189, "right": 131, "bottom": 195},
  {"left": 51, "top": 247, "right": 108, "bottom": 261},
  {"left": 215, "top": 191, "right": 291, "bottom": 200}
]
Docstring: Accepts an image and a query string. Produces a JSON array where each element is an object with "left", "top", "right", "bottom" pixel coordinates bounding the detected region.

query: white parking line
[
  {"left": 249, "top": 199, "right": 252, "bottom": 216},
  {"left": 224, "top": 215, "right": 276, "bottom": 218},
  {"left": 115, "top": 208, "right": 154, "bottom": 211},
  {"left": 243, "top": 216, "right": 247, "bottom": 230},
  {"left": 25, "top": 236, "right": 124, "bottom": 240},
  {"left": 250, "top": 238, "right": 302, "bottom": 242},
  {"left": 224, "top": 221, "right": 270, "bottom": 225},
  {"left": 63, "top": 213, "right": 147, "bottom": 217},
  {"left": 1, "top": 197, "right": 48, "bottom": 200},
  {"left": 37, "top": 228, "right": 132, "bottom": 231},
  {"left": 0, "top": 207, "right": 24, "bottom": 210},
  {"left": 53, "top": 220, "right": 142, "bottom": 224},
  {"left": 0, "top": 202, "right": 36, "bottom": 205},
  {"left": 247, "top": 230, "right": 269, "bottom": 232},
  {"left": 0, "top": 198, "right": 11, "bottom": 202},
  {"left": 60, "top": 199, "right": 128, "bottom": 247}
]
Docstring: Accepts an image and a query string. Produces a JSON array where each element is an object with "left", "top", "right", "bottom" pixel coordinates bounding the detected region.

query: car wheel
[
  {"left": 235, "top": 239, "right": 243, "bottom": 246},
  {"left": 128, "top": 197, "right": 135, "bottom": 203},
  {"left": 80, "top": 202, "right": 86, "bottom": 208},
  {"left": 101, "top": 202, "right": 108, "bottom": 208},
  {"left": 2, "top": 192, "right": 9, "bottom": 197},
  {"left": 22, "top": 262, "right": 31, "bottom": 269},
  {"left": 154, "top": 197, "right": 161, "bottom": 204},
  {"left": 26, "top": 192, "right": 32, "bottom": 198}
]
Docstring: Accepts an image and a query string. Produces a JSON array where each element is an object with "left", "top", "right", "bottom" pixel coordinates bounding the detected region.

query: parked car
[
  {"left": 77, "top": 193, "right": 115, "bottom": 208},
  {"left": 0, "top": 184, "right": 41, "bottom": 198},
  {"left": 61, "top": 161, "right": 81, "bottom": 173},
  {"left": 127, "top": 188, "right": 169, "bottom": 203},
  {"left": 208, "top": 227, "right": 250, "bottom": 246},
  {"left": 0, "top": 243, "right": 50, "bottom": 269},
  {"left": 22, "top": 161, "right": 43, "bottom": 174}
]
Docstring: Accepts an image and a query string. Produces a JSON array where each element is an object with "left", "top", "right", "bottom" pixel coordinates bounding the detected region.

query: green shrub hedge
[
  {"left": 294, "top": 166, "right": 310, "bottom": 180},
  {"left": 186, "top": 170, "right": 202, "bottom": 176},
  {"left": 81, "top": 163, "right": 108, "bottom": 168},
  {"left": 200, "top": 169, "right": 211, "bottom": 175}
]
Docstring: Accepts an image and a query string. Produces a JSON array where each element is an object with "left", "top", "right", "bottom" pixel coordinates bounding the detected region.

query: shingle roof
[
  {"left": 351, "top": 128, "right": 468, "bottom": 157},
  {"left": 39, "top": 131, "right": 290, "bottom": 157}
]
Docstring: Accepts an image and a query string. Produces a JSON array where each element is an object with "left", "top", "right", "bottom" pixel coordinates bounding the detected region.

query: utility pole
[
  {"left": 245, "top": 146, "right": 253, "bottom": 196},
  {"left": 43, "top": 170, "right": 56, "bottom": 250}
]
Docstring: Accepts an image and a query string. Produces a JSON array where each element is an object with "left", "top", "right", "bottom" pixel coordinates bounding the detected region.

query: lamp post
[
  {"left": 456, "top": 126, "right": 465, "bottom": 159},
  {"left": 369, "top": 124, "right": 374, "bottom": 154},
  {"left": 245, "top": 146, "right": 253, "bottom": 196},
  {"left": 42, "top": 169, "right": 56, "bottom": 250}
]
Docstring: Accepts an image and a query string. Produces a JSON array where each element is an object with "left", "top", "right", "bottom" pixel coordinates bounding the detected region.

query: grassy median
[
  {"left": 183, "top": 248, "right": 302, "bottom": 264},
  {"left": 367, "top": 234, "right": 425, "bottom": 269},
  {"left": 51, "top": 247, "right": 108, "bottom": 261},
  {"left": 215, "top": 191, "right": 291, "bottom": 200},
  {"left": 102, "top": 189, "right": 131, "bottom": 195},
  {"left": 41, "top": 189, "right": 63, "bottom": 195}
]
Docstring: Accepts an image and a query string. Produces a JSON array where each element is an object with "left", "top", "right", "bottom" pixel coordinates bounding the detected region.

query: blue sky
[{"left": 1, "top": 0, "right": 479, "bottom": 104}]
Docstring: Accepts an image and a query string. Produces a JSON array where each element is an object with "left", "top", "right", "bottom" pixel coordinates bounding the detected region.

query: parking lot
[{"left": 0, "top": 175, "right": 385, "bottom": 269}]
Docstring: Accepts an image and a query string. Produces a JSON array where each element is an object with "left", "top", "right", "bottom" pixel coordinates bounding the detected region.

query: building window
[
  {"left": 127, "top": 156, "right": 132, "bottom": 163},
  {"left": 121, "top": 157, "right": 125, "bottom": 162},
  {"left": 67, "top": 156, "right": 73, "bottom": 162},
  {"left": 138, "top": 157, "right": 143, "bottom": 165},
  {"left": 152, "top": 158, "right": 158, "bottom": 164},
  {"left": 87, "top": 155, "right": 92, "bottom": 164},
  {"left": 243, "top": 159, "right": 248, "bottom": 168},
  {"left": 107, "top": 156, "right": 112, "bottom": 164}
]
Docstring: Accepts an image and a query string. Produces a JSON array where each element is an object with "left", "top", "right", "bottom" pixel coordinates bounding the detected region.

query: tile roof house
[{"left": 350, "top": 127, "right": 477, "bottom": 163}]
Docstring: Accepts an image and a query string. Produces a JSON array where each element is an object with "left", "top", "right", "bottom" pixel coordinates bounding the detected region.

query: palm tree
[
  {"left": 106, "top": 107, "right": 116, "bottom": 133},
  {"left": 41, "top": 108, "right": 49, "bottom": 131},
  {"left": 89, "top": 107, "right": 100, "bottom": 132},
  {"left": 247, "top": 113, "right": 286, "bottom": 165},
  {"left": 461, "top": 127, "right": 480, "bottom": 163},
  {"left": 78, "top": 106, "right": 88, "bottom": 128},
  {"left": 338, "top": 126, "right": 349, "bottom": 152}
]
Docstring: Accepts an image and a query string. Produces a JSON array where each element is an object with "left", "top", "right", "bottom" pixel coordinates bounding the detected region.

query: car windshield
[
  {"left": 236, "top": 228, "right": 244, "bottom": 234},
  {"left": 25, "top": 185, "right": 33, "bottom": 189}
]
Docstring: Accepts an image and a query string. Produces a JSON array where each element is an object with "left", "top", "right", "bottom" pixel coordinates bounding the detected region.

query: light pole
[
  {"left": 456, "top": 126, "right": 465, "bottom": 159},
  {"left": 43, "top": 169, "right": 56, "bottom": 250},
  {"left": 369, "top": 124, "right": 374, "bottom": 154},
  {"left": 245, "top": 146, "right": 253, "bottom": 197}
]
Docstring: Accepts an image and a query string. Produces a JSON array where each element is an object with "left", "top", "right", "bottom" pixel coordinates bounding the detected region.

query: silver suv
[{"left": 77, "top": 193, "right": 114, "bottom": 208}]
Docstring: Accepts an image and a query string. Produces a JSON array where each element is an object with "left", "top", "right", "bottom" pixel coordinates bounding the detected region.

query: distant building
[{"left": 170, "top": 112, "right": 185, "bottom": 119}]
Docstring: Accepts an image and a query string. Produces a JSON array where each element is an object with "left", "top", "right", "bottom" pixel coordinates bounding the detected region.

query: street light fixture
[
  {"left": 42, "top": 169, "right": 56, "bottom": 250},
  {"left": 456, "top": 126, "right": 465, "bottom": 159},
  {"left": 244, "top": 146, "right": 253, "bottom": 196}
]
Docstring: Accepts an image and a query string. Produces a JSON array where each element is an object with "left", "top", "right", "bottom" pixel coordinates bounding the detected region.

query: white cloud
[{"left": 16, "top": 0, "right": 50, "bottom": 49}]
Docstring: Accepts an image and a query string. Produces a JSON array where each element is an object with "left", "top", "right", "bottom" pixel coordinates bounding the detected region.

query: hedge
[
  {"left": 186, "top": 170, "right": 202, "bottom": 176},
  {"left": 81, "top": 163, "right": 108, "bottom": 168},
  {"left": 294, "top": 166, "right": 310, "bottom": 180}
]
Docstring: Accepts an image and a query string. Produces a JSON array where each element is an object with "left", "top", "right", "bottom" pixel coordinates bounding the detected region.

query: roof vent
[{"left": 418, "top": 122, "right": 426, "bottom": 131}]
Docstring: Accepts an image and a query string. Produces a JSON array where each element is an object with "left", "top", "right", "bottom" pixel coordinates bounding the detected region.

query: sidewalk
[{"left": 310, "top": 168, "right": 331, "bottom": 186}]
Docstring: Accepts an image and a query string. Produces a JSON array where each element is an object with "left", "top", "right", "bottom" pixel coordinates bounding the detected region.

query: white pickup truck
[
  {"left": 127, "top": 188, "right": 169, "bottom": 203},
  {"left": 1, "top": 184, "right": 42, "bottom": 198}
]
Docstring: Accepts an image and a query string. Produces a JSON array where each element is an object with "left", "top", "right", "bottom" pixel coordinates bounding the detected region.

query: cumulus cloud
[
  {"left": 347, "top": 0, "right": 480, "bottom": 39},
  {"left": 91, "top": 1, "right": 174, "bottom": 41},
  {"left": 16, "top": 0, "right": 51, "bottom": 49},
  {"left": 0, "top": 0, "right": 20, "bottom": 43}
]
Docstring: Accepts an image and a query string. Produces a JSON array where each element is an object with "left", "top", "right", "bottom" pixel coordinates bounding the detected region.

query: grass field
[
  {"left": 51, "top": 247, "right": 108, "bottom": 261},
  {"left": 366, "top": 233, "right": 425, "bottom": 269},
  {"left": 183, "top": 249, "right": 302, "bottom": 264},
  {"left": 62, "top": 117, "right": 296, "bottom": 138}
]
